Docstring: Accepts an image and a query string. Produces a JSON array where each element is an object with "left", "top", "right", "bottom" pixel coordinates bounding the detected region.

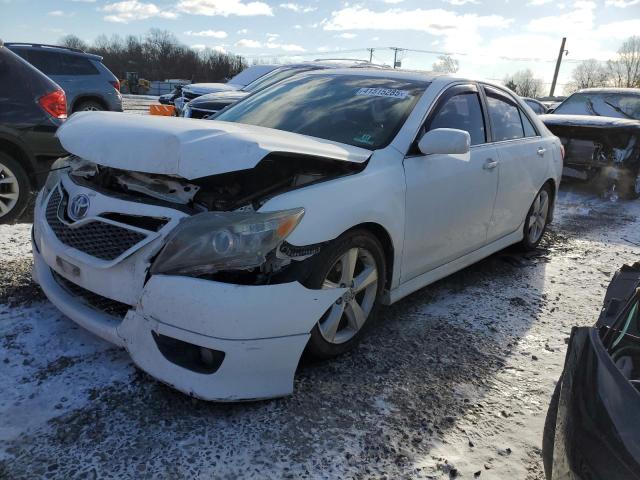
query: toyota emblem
[{"left": 69, "top": 194, "right": 90, "bottom": 220}]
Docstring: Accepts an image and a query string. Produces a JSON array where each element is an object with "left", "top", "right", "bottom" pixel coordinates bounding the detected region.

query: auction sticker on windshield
[{"left": 356, "top": 88, "right": 409, "bottom": 99}]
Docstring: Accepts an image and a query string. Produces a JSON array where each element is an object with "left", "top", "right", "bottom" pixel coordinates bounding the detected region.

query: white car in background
[{"left": 32, "top": 70, "right": 563, "bottom": 401}]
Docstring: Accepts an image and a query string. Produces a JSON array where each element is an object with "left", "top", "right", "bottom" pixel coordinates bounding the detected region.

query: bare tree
[
  {"left": 59, "top": 30, "right": 246, "bottom": 82},
  {"left": 59, "top": 34, "right": 89, "bottom": 51},
  {"left": 432, "top": 55, "right": 459, "bottom": 74},
  {"left": 503, "top": 69, "right": 544, "bottom": 98},
  {"left": 607, "top": 36, "right": 640, "bottom": 88},
  {"left": 565, "top": 59, "right": 609, "bottom": 93}
]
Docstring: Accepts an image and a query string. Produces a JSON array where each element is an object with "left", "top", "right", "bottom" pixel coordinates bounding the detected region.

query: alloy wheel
[
  {"left": 527, "top": 189, "right": 549, "bottom": 244},
  {"left": 82, "top": 105, "right": 101, "bottom": 111},
  {"left": 319, "top": 247, "right": 378, "bottom": 344},
  {"left": 0, "top": 162, "right": 20, "bottom": 218}
]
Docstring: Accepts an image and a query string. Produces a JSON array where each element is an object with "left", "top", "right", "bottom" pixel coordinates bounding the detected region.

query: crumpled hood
[
  {"left": 56, "top": 112, "right": 372, "bottom": 179},
  {"left": 541, "top": 114, "right": 640, "bottom": 131}
]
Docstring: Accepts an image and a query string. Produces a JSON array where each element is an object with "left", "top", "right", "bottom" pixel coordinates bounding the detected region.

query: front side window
[
  {"left": 428, "top": 92, "right": 486, "bottom": 146},
  {"left": 553, "top": 92, "right": 640, "bottom": 120},
  {"left": 486, "top": 89, "right": 525, "bottom": 141},
  {"left": 216, "top": 74, "right": 429, "bottom": 149},
  {"left": 25, "top": 50, "right": 66, "bottom": 75}
]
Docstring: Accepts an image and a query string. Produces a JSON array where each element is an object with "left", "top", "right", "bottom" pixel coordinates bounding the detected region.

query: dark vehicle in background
[
  {"left": 183, "top": 60, "right": 386, "bottom": 119},
  {"left": 6, "top": 43, "right": 122, "bottom": 113},
  {"left": 541, "top": 88, "right": 640, "bottom": 199},
  {"left": 523, "top": 97, "right": 548, "bottom": 115},
  {"left": 0, "top": 43, "right": 67, "bottom": 223},
  {"left": 159, "top": 84, "right": 184, "bottom": 105},
  {"left": 174, "top": 64, "right": 277, "bottom": 115},
  {"left": 543, "top": 262, "right": 640, "bottom": 480}
]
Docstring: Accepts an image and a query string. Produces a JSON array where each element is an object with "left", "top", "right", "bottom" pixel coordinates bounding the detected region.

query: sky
[{"left": 1, "top": 0, "right": 639, "bottom": 94}]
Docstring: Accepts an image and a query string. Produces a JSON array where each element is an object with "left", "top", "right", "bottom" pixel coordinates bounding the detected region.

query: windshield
[
  {"left": 216, "top": 74, "right": 428, "bottom": 149},
  {"left": 243, "top": 67, "right": 315, "bottom": 93},
  {"left": 554, "top": 92, "right": 640, "bottom": 120}
]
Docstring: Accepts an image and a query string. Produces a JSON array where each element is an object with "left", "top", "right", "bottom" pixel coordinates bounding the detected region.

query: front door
[{"left": 402, "top": 85, "right": 499, "bottom": 282}]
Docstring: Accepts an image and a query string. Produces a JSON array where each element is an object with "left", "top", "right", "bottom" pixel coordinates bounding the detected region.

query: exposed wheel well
[
  {"left": 0, "top": 139, "right": 34, "bottom": 188},
  {"left": 543, "top": 178, "right": 557, "bottom": 223},
  {"left": 347, "top": 222, "right": 394, "bottom": 291},
  {"left": 72, "top": 96, "right": 108, "bottom": 112}
]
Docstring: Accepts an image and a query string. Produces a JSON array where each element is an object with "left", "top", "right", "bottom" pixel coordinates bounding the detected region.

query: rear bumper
[{"left": 32, "top": 242, "right": 343, "bottom": 401}]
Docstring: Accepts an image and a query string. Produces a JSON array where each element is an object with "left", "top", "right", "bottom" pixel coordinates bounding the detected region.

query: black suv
[{"left": 0, "top": 42, "right": 67, "bottom": 223}]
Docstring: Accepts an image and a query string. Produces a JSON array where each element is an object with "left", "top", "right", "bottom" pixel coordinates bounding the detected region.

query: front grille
[
  {"left": 46, "top": 187, "right": 147, "bottom": 261},
  {"left": 52, "top": 270, "right": 130, "bottom": 319}
]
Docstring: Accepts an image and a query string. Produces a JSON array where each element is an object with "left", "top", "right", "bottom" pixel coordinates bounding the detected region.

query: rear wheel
[
  {"left": 0, "top": 152, "right": 30, "bottom": 224},
  {"left": 520, "top": 184, "right": 552, "bottom": 250},
  {"left": 304, "top": 230, "right": 386, "bottom": 359},
  {"left": 74, "top": 100, "right": 104, "bottom": 112}
]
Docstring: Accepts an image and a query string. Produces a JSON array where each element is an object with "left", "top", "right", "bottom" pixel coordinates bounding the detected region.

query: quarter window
[
  {"left": 521, "top": 111, "right": 538, "bottom": 137},
  {"left": 486, "top": 90, "right": 524, "bottom": 141},
  {"left": 428, "top": 92, "right": 486, "bottom": 145}
]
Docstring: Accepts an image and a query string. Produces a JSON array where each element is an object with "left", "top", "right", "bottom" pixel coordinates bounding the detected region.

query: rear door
[
  {"left": 402, "top": 84, "right": 499, "bottom": 281},
  {"left": 481, "top": 85, "right": 551, "bottom": 242}
]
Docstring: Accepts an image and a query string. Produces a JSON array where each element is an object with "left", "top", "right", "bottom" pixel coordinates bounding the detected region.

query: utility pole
[
  {"left": 390, "top": 47, "right": 403, "bottom": 69},
  {"left": 549, "top": 37, "right": 567, "bottom": 97},
  {"left": 367, "top": 48, "right": 374, "bottom": 63}
]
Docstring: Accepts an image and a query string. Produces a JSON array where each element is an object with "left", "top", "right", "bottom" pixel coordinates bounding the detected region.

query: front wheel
[
  {"left": 0, "top": 152, "right": 30, "bottom": 224},
  {"left": 520, "top": 184, "right": 552, "bottom": 250},
  {"left": 304, "top": 230, "right": 386, "bottom": 360}
]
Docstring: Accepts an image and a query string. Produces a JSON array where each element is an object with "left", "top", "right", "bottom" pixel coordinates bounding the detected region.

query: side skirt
[{"left": 383, "top": 228, "right": 523, "bottom": 305}]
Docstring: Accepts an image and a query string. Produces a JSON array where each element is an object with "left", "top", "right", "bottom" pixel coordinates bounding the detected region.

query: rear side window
[
  {"left": 428, "top": 92, "right": 486, "bottom": 145},
  {"left": 486, "top": 89, "right": 524, "bottom": 141},
  {"left": 62, "top": 54, "right": 99, "bottom": 75},
  {"left": 521, "top": 112, "right": 538, "bottom": 137}
]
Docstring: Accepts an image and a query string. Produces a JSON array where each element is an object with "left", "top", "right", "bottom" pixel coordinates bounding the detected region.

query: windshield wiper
[
  {"left": 586, "top": 98, "right": 600, "bottom": 116},
  {"left": 603, "top": 100, "right": 635, "bottom": 120}
]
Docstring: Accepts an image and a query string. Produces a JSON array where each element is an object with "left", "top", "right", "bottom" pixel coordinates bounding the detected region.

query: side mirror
[{"left": 418, "top": 128, "right": 471, "bottom": 156}]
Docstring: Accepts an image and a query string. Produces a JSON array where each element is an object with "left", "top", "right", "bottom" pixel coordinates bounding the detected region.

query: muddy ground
[{"left": 1, "top": 175, "right": 639, "bottom": 480}]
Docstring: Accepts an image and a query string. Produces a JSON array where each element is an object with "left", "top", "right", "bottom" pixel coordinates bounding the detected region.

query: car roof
[
  {"left": 574, "top": 87, "right": 640, "bottom": 95},
  {"left": 299, "top": 67, "right": 461, "bottom": 83},
  {"left": 4, "top": 42, "right": 103, "bottom": 61}
]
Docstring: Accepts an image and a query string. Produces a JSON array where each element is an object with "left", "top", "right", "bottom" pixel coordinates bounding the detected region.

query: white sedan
[{"left": 32, "top": 70, "right": 563, "bottom": 400}]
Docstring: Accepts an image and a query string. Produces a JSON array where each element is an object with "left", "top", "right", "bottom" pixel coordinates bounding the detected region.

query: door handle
[
  {"left": 537, "top": 147, "right": 547, "bottom": 156},
  {"left": 483, "top": 159, "right": 499, "bottom": 170}
]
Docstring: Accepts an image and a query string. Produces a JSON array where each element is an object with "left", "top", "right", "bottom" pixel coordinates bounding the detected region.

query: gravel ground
[{"left": 1, "top": 182, "right": 639, "bottom": 479}]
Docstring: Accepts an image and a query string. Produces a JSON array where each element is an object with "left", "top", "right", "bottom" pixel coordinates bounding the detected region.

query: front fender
[{"left": 260, "top": 154, "right": 406, "bottom": 289}]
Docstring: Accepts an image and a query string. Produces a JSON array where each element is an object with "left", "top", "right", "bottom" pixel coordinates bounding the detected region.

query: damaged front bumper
[
  {"left": 31, "top": 178, "right": 344, "bottom": 401},
  {"left": 33, "top": 247, "right": 343, "bottom": 401}
]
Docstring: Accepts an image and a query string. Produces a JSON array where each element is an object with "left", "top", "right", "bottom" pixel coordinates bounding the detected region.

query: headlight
[{"left": 150, "top": 208, "right": 304, "bottom": 276}]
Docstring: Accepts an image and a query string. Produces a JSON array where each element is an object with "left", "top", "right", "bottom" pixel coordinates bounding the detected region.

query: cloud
[
  {"left": 335, "top": 33, "right": 357, "bottom": 39},
  {"left": 324, "top": 6, "right": 511, "bottom": 53},
  {"left": 176, "top": 0, "right": 273, "bottom": 16},
  {"left": 442, "top": 0, "right": 480, "bottom": 4},
  {"left": 237, "top": 28, "right": 248, "bottom": 34},
  {"left": 184, "top": 29, "right": 228, "bottom": 38},
  {"left": 191, "top": 44, "right": 227, "bottom": 53},
  {"left": 596, "top": 19, "right": 640, "bottom": 39},
  {"left": 526, "top": 0, "right": 595, "bottom": 35},
  {"left": 381, "top": 0, "right": 404, "bottom": 3},
  {"left": 102, "top": 1, "right": 177, "bottom": 23},
  {"left": 526, "top": 0, "right": 553, "bottom": 4},
  {"left": 190, "top": 44, "right": 206, "bottom": 50},
  {"left": 235, "top": 38, "right": 305, "bottom": 51},
  {"left": 48, "top": 10, "right": 65, "bottom": 16},
  {"left": 279, "top": 2, "right": 316, "bottom": 12},
  {"left": 293, "top": 24, "right": 302, "bottom": 29},
  {"left": 605, "top": 0, "right": 640, "bottom": 6}
]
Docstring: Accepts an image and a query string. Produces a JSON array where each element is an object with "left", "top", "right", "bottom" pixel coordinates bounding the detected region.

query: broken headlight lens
[{"left": 150, "top": 208, "right": 304, "bottom": 276}]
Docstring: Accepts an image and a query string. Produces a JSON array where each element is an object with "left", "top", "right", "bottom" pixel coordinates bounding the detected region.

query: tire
[
  {"left": 542, "top": 379, "right": 561, "bottom": 480},
  {"left": 0, "top": 152, "right": 31, "bottom": 224},
  {"left": 304, "top": 229, "right": 386, "bottom": 360},
  {"left": 520, "top": 183, "right": 552, "bottom": 250},
  {"left": 74, "top": 100, "right": 104, "bottom": 112}
]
